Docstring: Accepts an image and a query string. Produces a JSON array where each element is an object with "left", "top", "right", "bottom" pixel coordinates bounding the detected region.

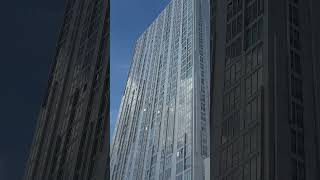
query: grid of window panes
[
  {"left": 110, "top": 0, "right": 209, "bottom": 180},
  {"left": 221, "top": 0, "right": 264, "bottom": 179},
  {"left": 287, "top": 1, "right": 306, "bottom": 180},
  {"left": 175, "top": 0, "right": 194, "bottom": 179},
  {"left": 199, "top": 0, "right": 209, "bottom": 158}
]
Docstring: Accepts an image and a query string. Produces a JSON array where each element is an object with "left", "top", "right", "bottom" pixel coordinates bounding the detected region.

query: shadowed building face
[
  {"left": 23, "top": 0, "right": 110, "bottom": 179},
  {"left": 210, "top": 0, "right": 320, "bottom": 179}
]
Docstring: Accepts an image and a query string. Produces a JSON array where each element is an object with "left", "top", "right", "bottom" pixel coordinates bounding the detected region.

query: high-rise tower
[
  {"left": 110, "top": 0, "right": 210, "bottom": 179},
  {"left": 24, "top": 0, "right": 109, "bottom": 179},
  {"left": 211, "top": 0, "right": 320, "bottom": 179}
]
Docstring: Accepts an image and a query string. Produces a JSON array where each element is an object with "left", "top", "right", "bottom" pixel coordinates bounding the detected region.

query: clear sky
[
  {"left": 0, "top": 1, "right": 64, "bottom": 179},
  {"left": 110, "top": 0, "right": 171, "bottom": 140}
]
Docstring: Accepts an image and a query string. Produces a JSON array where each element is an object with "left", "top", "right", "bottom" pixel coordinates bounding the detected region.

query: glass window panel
[
  {"left": 252, "top": 71, "right": 258, "bottom": 94},
  {"left": 252, "top": 98, "right": 257, "bottom": 122},
  {"left": 291, "top": 130, "right": 296, "bottom": 153},
  {"left": 251, "top": 157, "right": 257, "bottom": 180},
  {"left": 246, "top": 77, "right": 252, "bottom": 97},
  {"left": 258, "top": 68, "right": 263, "bottom": 90},
  {"left": 297, "top": 132, "right": 305, "bottom": 157},
  {"left": 251, "top": 128, "right": 257, "bottom": 153},
  {"left": 176, "top": 161, "right": 183, "bottom": 174},
  {"left": 244, "top": 161, "right": 250, "bottom": 180}
]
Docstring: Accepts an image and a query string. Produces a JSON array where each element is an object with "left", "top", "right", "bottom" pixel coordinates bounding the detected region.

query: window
[
  {"left": 296, "top": 105, "right": 304, "bottom": 128},
  {"left": 246, "top": 28, "right": 252, "bottom": 48},
  {"left": 231, "top": 113, "right": 240, "bottom": 137},
  {"left": 258, "top": 0, "right": 264, "bottom": 15},
  {"left": 290, "top": 28, "right": 300, "bottom": 50},
  {"left": 245, "top": 4, "right": 252, "bottom": 25},
  {"left": 250, "top": 128, "right": 257, "bottom": 153},
  {"left": 251, "top": 157, "right": 257, "bottom": 180},
  {"left": 224, "top": 94, "right": 230, "bottom": 114},
  {"left": 291, "top": 102, "right": 296, "bottom": 124},
  {"left": 298, "top": 162, "right": 305, "bottom": 180},
  {"left": 291, "top": 130, "right": 296, "bottom": 153},
  {"left": 252, "top": 47, "right": 258, "bottom": 67},
  {"left": 236, "top": 61, "right": 242, "bottom": 81},
  {"left": 222, "top": 120, "right": 228, "bottom": 144},
  {"left": 231, "top": 64, "right": 236, "bottom": 84},
  {"left": 291, "top": 102, "right": 304, "bottom": 128},
  {"left": 238, "top": 0, "right": 243, "bottom": 11},
  {"left": 252, "top": 1, "right": 258, "bottom": 18},
  {"left": 227, "top": 145, "right": 233, "bottom": 169},
  {"left": 246, "top": 51, "right": 253, "bottom": 73},
  {"left": 237, "top": 14, "right": 243, "bottom": 34},
  {"left": 176, "top": 161, "right": 183, "bottom": 174},
  {"left": 291, "top": 159, "right": 297, "bottom": 180},
  {"left": 246, "top": 77, "right": 252, "bottom": 97},
  {"left": 245, "top": 19, "right": 263, "bottom": 49},
  {"left": 258, "top": 68, "right": 263, "bottom": 90},
  {"left": 289, "top": 4, "right": 299, "bottom": 26},
  {"left": 177, "top": 148, "right": 184, "bottom": 161},
  {"left": 232, "top": 139, "right": 240, "bottom": 167},
  {"left": 176, "top": 175, "right": 182, "bottom": 180},
  {"left": 257, "top": 156, "right": 261, "bottom": 179},
  {"left": 165, "top": 168, "right": 171, "bottom": 179},
  {"left": 227, "top": 37, "right": 242, "bottom": 58},
  {"left": 150, "top": 166, "right": 155, "bottom": 177},
  {"left": 227, "top": 1, "right": 233, "bottom": 21},
  {"left": 221, "top": 149, "right": 227, "bottom": 172},
  {"left": 225, "top": 69, "right": 231, "bottom": 87},
  {"left": 258, "top": 19, "right": 263, "bottom": 40},
  {"left": 185, "top": 156, "right": 191, "bottom": 169},
  {"left": 227, "top": 23, "right": 232, "bottom": 42},
  {"left": 232, "top": 19, "right": 237, "bottom": 37},
  {"left": 252, "top": 98, "right": 258, "bottom": 123},
  {"left": 235, "top": 86, "right": 241, "bottom": 108},
  {"left": 244, "top": 161, "right": 250, "bottom": 180},
  {"left": 297, "top": 132, "right": 304, "bottom": 157},
  {"left": 185, "top": 170, "right": 191, "bottom": 180},
  {"left": 291, "top": 51, "right": 301, "bottom": 75},
  {"left": 244, "top": 133, "right": 250, "bottom": 157},
  {"left": 252, "top": 23, "right": 258, "bottom": 44},
  {"left": 230, "top": 91, "right": 235, "bottom": 109},
  {"left": 246, "top": 103, "right": 252, "bottom": 126},
  {"left": 252, "top": 70, "right": 258, "bottom": 94},
  {"left": 291, "top": 76, "right": 303, "bottom": 100}
]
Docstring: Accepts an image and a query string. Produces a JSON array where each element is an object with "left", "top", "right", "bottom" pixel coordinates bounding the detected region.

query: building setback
[
  {"left": 211, "top": 0, "right": 320, "bottom": 179},
  {"left": 24, "top": 0, "right": 109, "bottom": 179},
  {"left": 110, "top": 0, "right": 210, "bottom": 179}
]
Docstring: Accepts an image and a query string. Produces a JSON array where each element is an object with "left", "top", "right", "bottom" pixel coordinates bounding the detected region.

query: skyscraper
[
  {"left": 211, "top": 0, "right": 320, "bottom": 179},
  {"left": 110, "top": 0, "right": 210, "bottom": 179},
  {"left": 24, "top": 0, "right": 109, "bottom": 179}
]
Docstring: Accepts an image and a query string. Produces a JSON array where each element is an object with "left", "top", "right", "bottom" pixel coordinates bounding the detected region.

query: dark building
[
  {"left": 24, "top": 0, "right": 109, "bottom": 179},
  {"left": 210, "top": 0, "right": 320, "bottom": 180}
]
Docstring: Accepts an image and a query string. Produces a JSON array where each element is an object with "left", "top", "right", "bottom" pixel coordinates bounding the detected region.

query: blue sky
[{"left": 110, "top": 0, "right": 170, "bottom": 140}]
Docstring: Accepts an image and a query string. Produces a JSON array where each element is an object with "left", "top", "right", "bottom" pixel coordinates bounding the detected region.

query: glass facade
[
  {"left": 110, "top": 0, "right": 210, "bottom": 179},
  {"left": 219, "top": 0, "right": 264, "bottom": 179}
]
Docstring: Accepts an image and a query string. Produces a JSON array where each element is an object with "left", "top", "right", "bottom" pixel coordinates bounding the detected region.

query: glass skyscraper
[
  {"left": 210, "top": 0, "right": 320, "bottom": 180},
  {"left": 110, "top": 0, "right": 210, "bottom": 179},
  {"left": 24, "top": 0, "right": 109, "bottom": 179}
]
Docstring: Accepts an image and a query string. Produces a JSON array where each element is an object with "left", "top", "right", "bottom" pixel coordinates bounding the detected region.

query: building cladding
[
  {"left": 24, "top": 0, "right": 109, "bottom": 179},
  {"left": 110, "top": 0, "right": 210, "bottom": 179},
  {"left": 211, "top": 0, "right": 320, "bottom": 180}
]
